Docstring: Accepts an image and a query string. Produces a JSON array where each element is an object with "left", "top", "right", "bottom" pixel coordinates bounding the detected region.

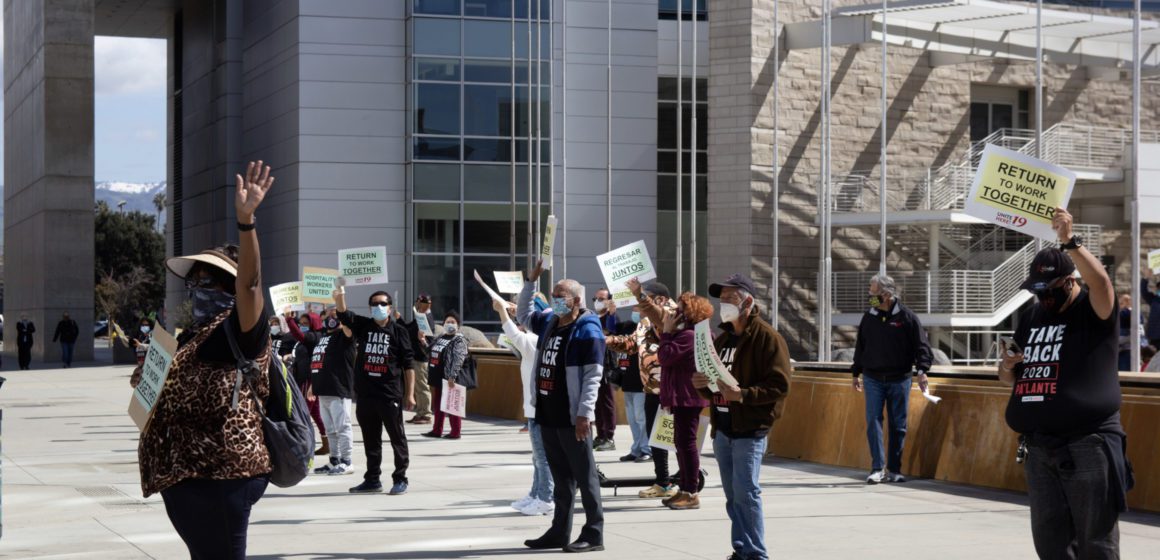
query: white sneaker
[
  {"left": 329, "top": 462, "right": 356, "bottom": 476},
  {"left": 519, "top": 498, "right": 554, "bottom": 516},
  {"left": 511, "top": 495, "right": 534, "bottom": 510},
  {"left": 866, "top": 470, "right": 886, "bottom": 484},
  {"left": 886, "top": 472, "right": 906, "bottom": 483}
]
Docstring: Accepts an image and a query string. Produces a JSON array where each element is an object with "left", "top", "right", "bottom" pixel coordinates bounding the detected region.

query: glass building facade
[
  {"left": 656, "top": 77, "right": 708, "bottom": 293},
  {"left": 409, "top": 0, "right": 552, "bottom": 327}
]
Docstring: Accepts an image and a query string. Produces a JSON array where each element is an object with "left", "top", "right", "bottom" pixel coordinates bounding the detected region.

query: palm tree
[{"left": 152, "top": 191, "right": 167, "bottom": 233}]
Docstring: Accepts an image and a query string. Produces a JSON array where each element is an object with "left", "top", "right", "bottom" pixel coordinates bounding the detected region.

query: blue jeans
[
  {"left": 863, "top": 376, "right": 912, "bottom": 473},
  {"left": 622, "top": 391, "right": 650, "bottom": 457},
  {"left": 713, "top": 431, "right": 768, "bottom": 560},
  {"left": 527, "top": 418, "right": 554, "bottom": 502},
  {"left": 60, "top": 342, "right": 75, "bottom": 366}
]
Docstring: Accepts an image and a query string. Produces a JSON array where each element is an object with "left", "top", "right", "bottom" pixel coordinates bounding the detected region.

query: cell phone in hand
[{"left": 999, "top": 336, "right": 1021, "bottom": 356}]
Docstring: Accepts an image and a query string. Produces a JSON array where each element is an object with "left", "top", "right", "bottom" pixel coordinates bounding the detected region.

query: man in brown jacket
[{"left": 693, "top": 273, "right": 791, "bottom": 560}]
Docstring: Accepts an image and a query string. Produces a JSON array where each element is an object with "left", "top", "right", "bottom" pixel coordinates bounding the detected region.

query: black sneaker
[
  {"left": 634, "top": 453, "right": 652, "bottom": 463},
  {"left": 349, "top": 480, "right": 383, "bottom": 493},
  {"left": 619, "top": 453, "right": 637, "bottom": 462}
]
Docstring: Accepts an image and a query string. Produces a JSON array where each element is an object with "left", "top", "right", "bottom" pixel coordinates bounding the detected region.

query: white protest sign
[
  {"left": 128, "top": 327, "right": 178, "bottom": 431},
  {"left": 1149, "top": 249, "right": 1160, "bottom": 274},
  {"left": 540, "top": 215, "right": 558, "bottom": 270},
  {"left": 339, "top": 246, "right": 389, "bottom": 286},
  {"left": 472, "top": 269, "right": 508, "bottom": 305},
  {"left": 415, "top": 311, "right": 434, "bottom": 337},
  {"left": 494, "top": 271, "right": 526, "bottom": 294},
  {"left": 921, "top": 387, "right": 942, "bottom": 404},
  {"left": 648, "top": 406, "right": 709, "bottom": 454},
  {"left": 302, "top": 267, "right": 339, "bottom": 304},
  {"left": 693, "top": 319, "right": 739, "bottom": 393},
  {"left": 596, "top": 240, "right": 657, "bottom": 307},
  {"left": 441, "top": 379, "right": 467, "bottom": 417},
  {"left": 269, "top": 281, "right": 305, "bottom": 312},
  {"left": 964, "top": 144, "right": 1077, "bottom": 242}
]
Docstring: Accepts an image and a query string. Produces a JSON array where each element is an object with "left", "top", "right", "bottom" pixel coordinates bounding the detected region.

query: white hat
[{"left": 166, "top": 249, "right": 239, "bottom": 279}]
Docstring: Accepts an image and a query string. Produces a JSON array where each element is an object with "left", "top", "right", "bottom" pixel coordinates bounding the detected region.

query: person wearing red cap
[{"left": 999, "top": 206, "right": 1131, "bottom": 559}]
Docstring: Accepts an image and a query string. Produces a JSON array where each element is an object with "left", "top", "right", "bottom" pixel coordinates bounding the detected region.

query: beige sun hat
[{"left": 166, "top": 248, "right": 239, "bottom": 279}]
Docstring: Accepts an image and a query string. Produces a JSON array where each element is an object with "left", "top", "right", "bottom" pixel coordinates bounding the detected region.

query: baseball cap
[
  {"left": 641, "top": 281, "right": 670, "bottom": 299},
  {"left": 709, "top": 273, "right": 757, "bottom": 298},
  {"left": 1019, "top": 248, "right": 1076, "bottom": 291}
]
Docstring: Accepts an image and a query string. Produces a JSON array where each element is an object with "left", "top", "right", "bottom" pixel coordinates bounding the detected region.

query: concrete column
[{"left": 3, "top": 0, "right": 96, "bottom": 366}]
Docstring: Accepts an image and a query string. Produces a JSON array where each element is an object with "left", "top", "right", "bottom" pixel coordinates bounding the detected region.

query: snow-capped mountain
[{"left": 0, "top": 181, "right": 167, "bottom": 246}]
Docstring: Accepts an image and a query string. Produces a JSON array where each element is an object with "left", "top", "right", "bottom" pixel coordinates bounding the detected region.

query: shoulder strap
[{"left": 223, "top": 316, "right": 265, "bottom": 414}]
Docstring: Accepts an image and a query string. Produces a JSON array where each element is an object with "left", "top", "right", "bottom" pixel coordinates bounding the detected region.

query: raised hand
[
  {"left": 1052, "top": 206, "right": 1073, "bottom": 244},
  {"left": 236, "top": 160, "right": 275, "bottom": 223}
]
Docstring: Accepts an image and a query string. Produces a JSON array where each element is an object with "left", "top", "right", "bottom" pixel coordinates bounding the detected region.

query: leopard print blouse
[{"left": 137, "top": 310, "right": 271, "bottom": 497}]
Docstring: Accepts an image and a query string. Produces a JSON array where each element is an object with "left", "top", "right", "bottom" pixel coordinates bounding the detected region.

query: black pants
[
  {"left": 1025, "top": 434, "right": 1120, "bottom": 559},
  {"left": 644, "top": 392, "right": 670, "bottom": 485},
  {"left": 540, "top": 425, "right": 604, "bottom": 545},
  {"left": 161, "top": 476, "right": 268, "bottom": 560},
  {"left": 18, "top": 344, "right": 31, "bottom": 370},
  {"left": 356, "top": 396, "right": 409, "bottom": 484}
]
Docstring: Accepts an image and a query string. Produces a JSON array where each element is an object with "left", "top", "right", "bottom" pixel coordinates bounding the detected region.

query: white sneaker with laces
[
  {"left": 519, "top": 498, "right": 555, "bottom": 516},
  {"left": 511, "top": 495, "right": 534, "bottom": 510},
  {"left": 329, "top": 463, "right": 356, "bottom": 476},
  {"left": 866, "top": 470, "right": 886, "bottom": 484}
]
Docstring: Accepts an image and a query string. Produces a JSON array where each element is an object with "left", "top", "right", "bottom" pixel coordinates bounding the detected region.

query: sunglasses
[
  {"left": 185, "top": 276, "right": 218, "bottom": 290},
  {"left": 371, "top": 302, "right": 390, "bottom": 308}
]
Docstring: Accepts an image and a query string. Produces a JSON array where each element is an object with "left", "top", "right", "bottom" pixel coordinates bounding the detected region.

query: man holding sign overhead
[
  {"left": 517, "top": 259, "right": 606, "bottom": 553},
  {"left": 335, "top": 288, "right": 416, "bottom": 496},
  {"left": 693, "top": 273, "right": 791, "bottom": 560}
]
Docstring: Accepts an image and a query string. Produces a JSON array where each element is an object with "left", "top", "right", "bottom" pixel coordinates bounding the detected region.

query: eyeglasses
[
  {"left": 185, "top": 276, "right": 218, "bottom": 290},
  {"left": 371, "top": 302, "right": 390, "bottom": 308}
]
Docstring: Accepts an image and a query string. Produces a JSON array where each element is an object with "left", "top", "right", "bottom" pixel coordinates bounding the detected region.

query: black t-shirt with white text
[
  {"left": 312, "top": 330, "right": 356, "bottom": 399},
  {"left": 339, "top": 311, "right": 414, "bottom": 402},
  {"left": 535, "top": 322, "right": 575, "bottom": 428},
  {"left": 427, "top": 334, "right": 453, "bottom": 386},
  {"left": 1005, "top": 289, "right": 1122, "bottom": 436}
]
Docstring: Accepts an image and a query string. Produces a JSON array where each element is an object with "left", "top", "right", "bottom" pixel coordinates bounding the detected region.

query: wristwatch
[{"left": 1060, "top": 235, "right": 1082, "bottom": 251}]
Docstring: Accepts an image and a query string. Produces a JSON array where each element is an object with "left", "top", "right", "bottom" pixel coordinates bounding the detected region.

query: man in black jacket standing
[
  {"left": 17, "top": 314, "right": 36, "bottom": 370},
  {"left": 851, "top": 274, "right": 932, "bottom": 484},
  {"left": 52, "top": 313, "right": 80, "bottom": 368}
]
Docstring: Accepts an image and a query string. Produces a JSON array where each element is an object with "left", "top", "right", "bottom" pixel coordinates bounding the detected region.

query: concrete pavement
[{"left": 2, "top": 361, "right": 1159, "bottom": 559}]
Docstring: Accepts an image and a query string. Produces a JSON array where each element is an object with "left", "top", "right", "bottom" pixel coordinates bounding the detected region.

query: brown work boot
[
  {"left": 314, "top": 436, "right": 329, "bottom": 456},
  {"left": 666, "top": 491, "right": 700, "bottom": 510}
]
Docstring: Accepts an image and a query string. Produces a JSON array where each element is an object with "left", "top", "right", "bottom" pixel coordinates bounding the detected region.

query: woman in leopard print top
[{"left": 136, "top": 161, "right": 276, "bottom": 560}]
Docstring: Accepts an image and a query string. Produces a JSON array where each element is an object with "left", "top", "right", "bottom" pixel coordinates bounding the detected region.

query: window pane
[
  {"left": 464, "top": 0, "right": 513, "bottom": 18},
  {"left": 658, "top": 103, "right": 677, "bottom": 149},
  {"left": 464, "top": 137, "right": 512, "bottom": 162},
  {"left": 464, "top": 85, "right": 514, "bottom": 136},
  {"left": 464, "top": 203, "right": 530, "bottom": 253},
  {"left": 462, "top": 256, "right": 513, "bottom": 322},
  {"left": 415, "top": 57, "right": 460, "bottom": 81},
  {"left": 464, "top": 20, "right": 512, "bottom": 58},
  {"left": 414, "top": 163, "right": 459, "bottom": 200},
  {"left": 414, "top": 0, "right": 459, "bottom": 15},
  {"left": 515, "top": 22, "right": 549, "bottom": 59},
  {"left": 514, "top": 86, "right": 531, "bottom": 136},
  {"left": 415, "top": 83, "right": 460, "bottom": 135},
  {"left": 464, "top": 164, "right": 513, "bottom": 201},
  {"left": 991, "top": 104, "right": 1013, "bottom": 131},
  {"left": 414, "top": 136, "right": 461, "bottom": 160},
  {"left": 414, "top": 18, "right": 460, "bottom": 56},
  {"left": 415, "top": 254, "right": 461, "bottom": 320},
  {"left": 969, "top": 102, "right": 989, "bottom": 142},
  {"left": 415, "top": 203, "right": 460, "bottom": 253},
  {"left": 465, "top": 59, "right": 518, "bottom": 83},
  {"left": 658, "top": 77, "right": 678, "bottom": 101}
]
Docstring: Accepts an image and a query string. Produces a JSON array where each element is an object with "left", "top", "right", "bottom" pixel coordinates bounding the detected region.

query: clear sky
[{"left": 0, "top": 11, "right": 167, "bottom": 184}]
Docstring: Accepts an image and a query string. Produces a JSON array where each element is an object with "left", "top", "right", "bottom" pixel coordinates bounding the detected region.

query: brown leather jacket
[{"left": 697, "top": 315, "right": 792, "bottom": 436}]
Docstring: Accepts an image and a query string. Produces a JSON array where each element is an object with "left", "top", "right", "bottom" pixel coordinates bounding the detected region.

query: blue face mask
[
  {"left": 631, "top": 311, "right": 641, "bottom": 323},
  {"left": 551, "top": 297, "right": 571, "bottom": 316},
  {"left": 371, "top": 304, "right": 391, "bottom": 321}
]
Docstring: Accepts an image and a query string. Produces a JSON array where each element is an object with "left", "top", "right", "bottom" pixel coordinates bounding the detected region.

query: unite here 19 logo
[{"left": 996, "top": 212, "right": 1029, "bottom": 228}]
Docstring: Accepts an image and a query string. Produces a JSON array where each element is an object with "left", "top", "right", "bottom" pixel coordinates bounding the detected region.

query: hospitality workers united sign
[{"left": 964, "top": 144, "right": 1076, "bottom": 242}]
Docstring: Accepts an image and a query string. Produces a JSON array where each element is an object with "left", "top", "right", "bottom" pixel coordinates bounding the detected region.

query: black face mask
[
  {"left": 190, "top": 287, "right": 236, "bottom": 326},
  {"left": 1035, "top": 280, "right": 1072, "bottom": 315}
]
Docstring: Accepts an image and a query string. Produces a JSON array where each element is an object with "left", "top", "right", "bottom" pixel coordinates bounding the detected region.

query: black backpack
[
  {"left": 460, "top": 351, "right": 479, "bottom": 390},
  {"left": 224, "top": 319, "right": 315, "bottom": 488}
]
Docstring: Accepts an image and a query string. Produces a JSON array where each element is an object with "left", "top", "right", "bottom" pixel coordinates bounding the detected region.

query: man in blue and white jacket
[{"left": 517, "top": 259, "right": 606, "bottom": 554}]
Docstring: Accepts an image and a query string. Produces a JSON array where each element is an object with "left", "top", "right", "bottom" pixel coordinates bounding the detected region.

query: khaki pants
[{"left": 413, "top": 361, "right": 432, "bottom": 418}]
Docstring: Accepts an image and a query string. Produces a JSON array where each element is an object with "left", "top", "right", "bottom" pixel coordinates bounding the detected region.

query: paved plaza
[{"left": 2, "top": 358, "right": 1159, "bottom": 559}]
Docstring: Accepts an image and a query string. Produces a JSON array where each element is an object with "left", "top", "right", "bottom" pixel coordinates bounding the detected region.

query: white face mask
[
  {"left": 270, "top": 325, "right": 282, "bottom": 336},
  {"left": 140, "top": 325, "right": 152, "bottom": 334},
  {"left": 593, "top": 300, "right": 607, "bottom": 312},
  {"left": 445, "top": 323, "right": 458, "bottom": 334},
  {"left": 720, "top": 302, "right": 742, "bottom": 323}
]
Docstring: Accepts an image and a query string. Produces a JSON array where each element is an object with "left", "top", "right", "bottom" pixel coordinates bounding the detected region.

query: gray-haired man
[{"left": 851, "top": 274, "right": 932, "bottom": 484}]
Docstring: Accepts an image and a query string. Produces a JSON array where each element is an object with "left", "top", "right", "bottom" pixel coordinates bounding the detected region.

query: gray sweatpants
[{"left": 318, "top": 396, "right": 354, "bottom": 463}]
